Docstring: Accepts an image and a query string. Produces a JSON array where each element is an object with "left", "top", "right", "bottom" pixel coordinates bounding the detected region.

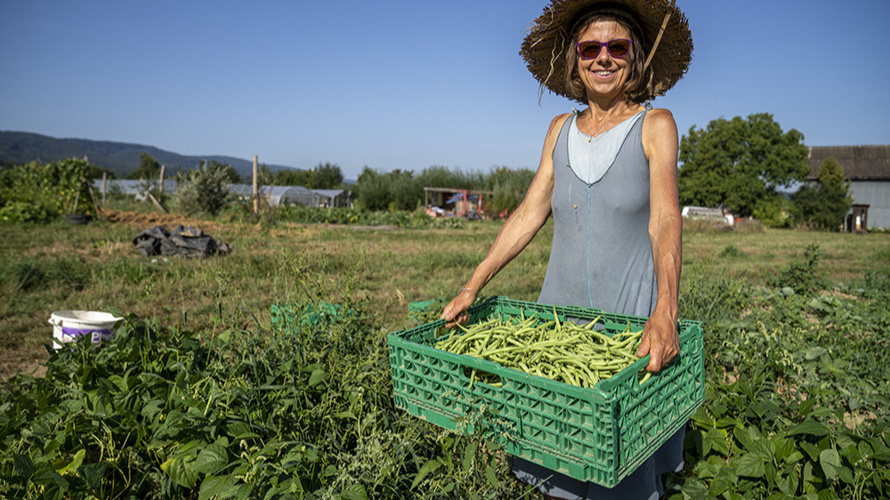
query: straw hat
[{"left": 520, "top": 0, "right": 693, "bottom": 103}]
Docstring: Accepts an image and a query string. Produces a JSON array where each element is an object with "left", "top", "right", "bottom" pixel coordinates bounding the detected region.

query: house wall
[{"left": 850, "top": 181, "right": 890, "bottom": 229}]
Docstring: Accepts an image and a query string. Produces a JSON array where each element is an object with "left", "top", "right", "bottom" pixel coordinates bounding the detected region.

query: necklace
[
  {"left": 582, "top": 106, "right": 641, "bottom": 142},
  {"left": 583, "top": 110, "right": 619, "bottom": 143}
]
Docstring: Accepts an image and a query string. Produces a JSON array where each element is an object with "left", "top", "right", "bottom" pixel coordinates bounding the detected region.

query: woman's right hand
[{"left": 440, "top": 288, "right": 477, "bottom": 329}]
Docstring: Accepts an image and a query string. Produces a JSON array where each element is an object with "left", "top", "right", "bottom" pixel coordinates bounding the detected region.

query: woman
[{"left": 440, "top": 0, "right": 693, "bottom": 498}]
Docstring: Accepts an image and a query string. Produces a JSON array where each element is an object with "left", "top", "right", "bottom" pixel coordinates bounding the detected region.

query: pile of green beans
[{"left": 435, "top": 313, "right": 649, "bottom": 388}]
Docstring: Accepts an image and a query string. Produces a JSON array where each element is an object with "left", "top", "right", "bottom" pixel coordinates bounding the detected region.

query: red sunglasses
[{"left": 576, "top": 39, "right": 632, "bottom": 59}]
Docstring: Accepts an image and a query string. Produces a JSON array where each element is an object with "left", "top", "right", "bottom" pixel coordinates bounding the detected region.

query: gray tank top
[{"left": 537, "top": 110, "right": 657, "bottom": 317}]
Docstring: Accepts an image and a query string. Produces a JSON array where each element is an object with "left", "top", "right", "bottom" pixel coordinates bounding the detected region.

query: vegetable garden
[{"left": 0, "top": 210, "right": 888, "bottom": 499}]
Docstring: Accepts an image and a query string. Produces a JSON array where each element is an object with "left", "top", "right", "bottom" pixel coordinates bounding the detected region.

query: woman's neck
[
  {"left": 578, "top": 97, "right": 643, "bottom": 138},
  {"left": 585, "top": 96, "right": 638, "bottom": 118}
]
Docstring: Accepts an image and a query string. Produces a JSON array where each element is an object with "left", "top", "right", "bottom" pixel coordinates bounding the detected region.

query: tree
[
  {"left": 792, "top": 157, "right": 852, "bottom": 231},
  {"left": 199, "top": 160, "right": 242, "bottom": 184},
  {"left": 313, "top": 162, "right": 344, "bottom": 189},
  {"left": 273, "top": 168, "right": 311, "bottom": 186},
  {"left": 485, "top": 166, "right": 535, "bottom": 215},
  {"left": 678, "top": 113, "right": 810, "bottom": 217},
  {"left": 273, "top": 163, "right": 342, "bottom": 189},
  {"left": 86, "top": 164, "right": 116, "bottom": 180},
  {"left": 257, "top": 163, "right": 274, "bottom": 186},
  {"left": 126, "top": 152, "right": 162, "bottom": 180},
  {"left": 352, "top": 167, "right": 388, "bottom": 211},
  {"left": 353, "top": 167, "right": 421, "bottom": 211}
]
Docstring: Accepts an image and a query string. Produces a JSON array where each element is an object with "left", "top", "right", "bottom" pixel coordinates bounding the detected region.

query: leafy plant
[
  {"left": 0, "top": 159, "right": 96, "bottom": 223},
  {"left": 751, "top": 195, "right": 794, "bottom": 229},
  {"left": 172, "top": 163, "right": 232, "bottom": 216},
  {"left": 768, "top": 243, "right": 826, "bottom": 295},
  {"left": 671, "top": 258, "right": 890, "bottom": 499},
  {"left": 0, "top": 263, "right": 529, "bottom": 499}
]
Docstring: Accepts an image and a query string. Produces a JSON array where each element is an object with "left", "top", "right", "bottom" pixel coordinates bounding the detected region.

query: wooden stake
[
  {"left": 101, "top": 172, "right": 107, "bottom": 206},
  {"left": 159, "top": 165, "right": 166, "bottom": 195},
  {"left": 253, "top": 155, "right": 259, "bottom": 215},
  {"left": 147, "top": 192, "right": 167, "bottom": 213},
  {"left": 71, "top": 190, "right": 80, "bottom": 215},
  {"left": 88, "top": 186, "right": 102, "bottom": 220}
]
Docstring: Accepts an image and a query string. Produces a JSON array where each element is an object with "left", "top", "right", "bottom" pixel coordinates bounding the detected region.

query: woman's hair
[{"left": 563, "top": 6, "right": 648, "bottom": 103}]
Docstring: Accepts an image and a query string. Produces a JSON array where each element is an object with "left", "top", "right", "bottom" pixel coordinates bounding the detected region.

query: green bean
[{"left": 434, "top": 313, "right": 649, "bottom": 389}]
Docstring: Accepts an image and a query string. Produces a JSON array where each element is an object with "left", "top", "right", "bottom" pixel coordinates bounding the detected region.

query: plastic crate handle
[{"left": 456, "top": 356, "right": 505, "bottom": 389}]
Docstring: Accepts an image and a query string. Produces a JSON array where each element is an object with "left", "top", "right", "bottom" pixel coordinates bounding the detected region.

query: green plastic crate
[
  {"left": 387, "top": 296, "right": 704, "bottom": 488},
  {"left": 271, "top": 302, "right": 355, "bottom": 331}
]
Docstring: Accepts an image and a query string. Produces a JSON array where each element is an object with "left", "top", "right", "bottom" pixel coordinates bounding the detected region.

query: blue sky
[{"left": 1, "top": 0, "right": 888, "bottom": 180}]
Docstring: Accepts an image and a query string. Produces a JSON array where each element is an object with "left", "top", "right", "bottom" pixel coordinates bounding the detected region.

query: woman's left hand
[{"left": 636, "top": 310, "right": 680, "bottom": 372}]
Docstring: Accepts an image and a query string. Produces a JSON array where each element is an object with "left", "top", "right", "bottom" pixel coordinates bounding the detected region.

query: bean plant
[{"left": 0, "top": 242, "right": 888, "bottom": 499}]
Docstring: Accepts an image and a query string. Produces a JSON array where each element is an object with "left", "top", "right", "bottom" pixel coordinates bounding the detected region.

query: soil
[{"left": 100, "top": 210, "right": 226, "bottom": 233}]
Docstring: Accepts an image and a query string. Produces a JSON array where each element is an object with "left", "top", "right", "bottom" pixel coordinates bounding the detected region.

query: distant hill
[{"left": 0, "top": 131, "right": 301, "bottom": 179}]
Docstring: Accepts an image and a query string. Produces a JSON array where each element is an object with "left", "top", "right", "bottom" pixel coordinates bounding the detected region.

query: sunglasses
[{"left": 576, "top": 39, "right": 632, "bottom": 59}]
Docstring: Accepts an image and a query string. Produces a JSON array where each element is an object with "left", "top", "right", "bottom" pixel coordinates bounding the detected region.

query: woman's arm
[
  {"left": 639, "top": 108, "right": 683, "bottom": 372},
  {"left": 441, "top": 113, "right": 569, "bottom": 327}
]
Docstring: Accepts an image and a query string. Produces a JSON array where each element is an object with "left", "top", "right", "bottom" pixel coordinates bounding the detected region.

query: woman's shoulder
[
  {"left": 643, "top": 107, "right": 675, "bottom": 124},
  {"left": 546, "top": 112, "right": 573, "bottom": 137},
  {"left": 550, "top": 112, "right": 573, "bottom": 127},
  {"left": 641, "top": 107, "right": 679, "bottom": 159},
  {"left": 642, "top": 107, "right": 677, "bottom": 135}
]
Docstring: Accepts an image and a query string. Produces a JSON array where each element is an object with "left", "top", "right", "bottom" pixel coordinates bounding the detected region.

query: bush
[
  {"left": 171, "top": 163, "right": 231, "bottom": 216},
  {"left": 752, "top": 195, "right": 794, "bottom": 228},
  {"left": 486, "top": 166, "right": 535, "bottom": 215},
  {"left": 0, "top": 159, "right": 95, "bottom": 223}
]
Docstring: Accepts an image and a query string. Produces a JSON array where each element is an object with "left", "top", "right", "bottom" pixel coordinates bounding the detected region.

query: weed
[
  {"left": 719, "top": 244, "right": 745, "bottom": 258},
  {"left": 768, "top": 243, "right": 827, "bottom": 295}
]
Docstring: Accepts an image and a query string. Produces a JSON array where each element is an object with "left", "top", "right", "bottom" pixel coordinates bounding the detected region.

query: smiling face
[{"left": 575, "top": 20, "right": 633, "bottom": 102}]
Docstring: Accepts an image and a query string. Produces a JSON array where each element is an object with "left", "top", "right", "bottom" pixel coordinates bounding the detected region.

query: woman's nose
[{"left": 595, "top": 46, "right": 612, "bottom": 63}]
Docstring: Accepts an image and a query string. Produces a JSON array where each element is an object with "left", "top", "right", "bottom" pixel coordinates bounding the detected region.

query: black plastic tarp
[{"left": 133, "top": 225, "right": 232, "bottom": 258}]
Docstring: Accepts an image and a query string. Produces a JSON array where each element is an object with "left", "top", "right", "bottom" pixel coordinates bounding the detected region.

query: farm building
[
  {"left": 93, "top": 179, "right": 178, "bottom": 200},
  {"left": 97, "top": 180, "right": 321, "bottom": 207},
  {"left": 312, "top": 189, "right": 351, "bottom": 208},
  {"left": 807, "top": 145, "right": 890, "bottom": 230},
  {"left": 227, "top": 184, "right": 316, "bottom": 206},
  {"left": 423, "top": 187, "right": 494, "bottom": 218}
]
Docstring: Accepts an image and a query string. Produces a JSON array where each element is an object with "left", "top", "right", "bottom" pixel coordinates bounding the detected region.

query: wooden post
[
  {"left": 159, "top": 165, "right": 166, "bottom": 195},
  {"left": 71, "top": 190, "right": 80, "bottom": 215},
  {"left": 88, "top": 186, "right": 102, "bottom": 220},
  {"left": 147, "top": 192, "right": 167, "bottom": 213},
  {"left": 252, "top": 155, "right": 259, "bottom": 215},
  {"left": 101, "top": 172, "right": 107, "bottom": 206}
]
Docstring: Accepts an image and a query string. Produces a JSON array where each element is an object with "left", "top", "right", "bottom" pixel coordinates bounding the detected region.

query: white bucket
[{"left": 49, "top": 311, "right": 123, "bottom": 350}]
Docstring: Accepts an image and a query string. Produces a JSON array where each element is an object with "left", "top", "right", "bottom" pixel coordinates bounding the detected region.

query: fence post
[
  {"left": 253, "top": 155, "right": 259, "bottom": 215},
  {"left": 101, "top": 172, "right": 107, "bottom": 206},
  {"left": 159, "top": 165, "right": 166, "bottom": 195}
]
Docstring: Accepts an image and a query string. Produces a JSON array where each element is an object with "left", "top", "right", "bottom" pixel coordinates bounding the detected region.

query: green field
[
  {"left": 1, "top": 211, "right": 888, "bottom": 498},
  {"left": 2, "top": 213, "right": 886, "bottom": 377}
]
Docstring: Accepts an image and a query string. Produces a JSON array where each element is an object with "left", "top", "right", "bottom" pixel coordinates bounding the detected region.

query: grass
[{"left": 1, "top": 209, "right": 888, "bottom": 379}]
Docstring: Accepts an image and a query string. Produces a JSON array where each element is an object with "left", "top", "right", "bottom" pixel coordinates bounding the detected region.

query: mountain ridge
[{"left": 0, "top": 130, "right": 301, "bottom": 178}]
